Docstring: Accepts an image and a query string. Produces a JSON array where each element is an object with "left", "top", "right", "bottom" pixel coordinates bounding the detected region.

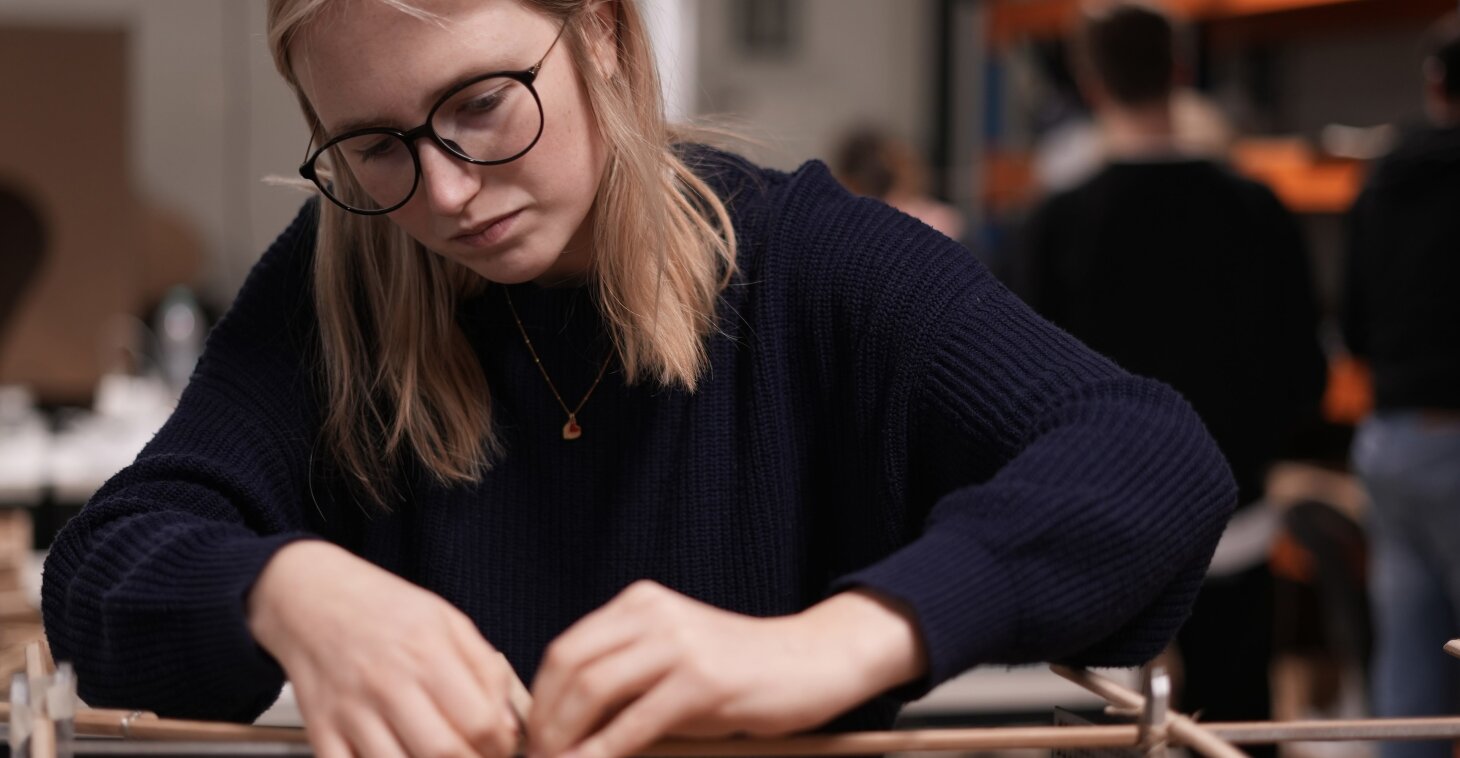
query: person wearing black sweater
[
  {"left": 1019, "top": 3, "right": 1326, "bottom": 747},
  {"left": 41, "top": 2, "right": 1234, "bottom": 758},
  {"left": 1344, "top": 15, "right": 1460, "bottom": 758}
]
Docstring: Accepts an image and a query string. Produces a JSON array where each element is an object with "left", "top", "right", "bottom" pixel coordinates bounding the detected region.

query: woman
[{"left": 41, "top": 2, "right": 1236, "bottom": 758}]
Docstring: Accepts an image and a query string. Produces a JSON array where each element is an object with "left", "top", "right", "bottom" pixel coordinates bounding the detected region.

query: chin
[{"left": 453, "top": 249, "right": 557, "bottom": 286}]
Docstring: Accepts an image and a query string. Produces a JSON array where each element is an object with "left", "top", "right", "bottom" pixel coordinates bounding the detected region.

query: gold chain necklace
[{"left": 502, "top": 287, "right": 611, "bottom": 441}]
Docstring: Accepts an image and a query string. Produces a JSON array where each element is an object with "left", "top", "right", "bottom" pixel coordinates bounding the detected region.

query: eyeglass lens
[{"left": 315, "top": 76, "right": 542, "bottom": 213}]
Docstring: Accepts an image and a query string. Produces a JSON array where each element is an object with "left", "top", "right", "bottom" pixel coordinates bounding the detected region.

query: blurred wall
[
  {"left": 1279, "top": 27, "right": 1430, "bottom": 132},
  {"left": 694, "top": 0, "right": 937, "bottom": 170}
]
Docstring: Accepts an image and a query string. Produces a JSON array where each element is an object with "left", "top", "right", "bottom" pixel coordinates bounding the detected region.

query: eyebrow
[{"left": 324, "top": 60, "right": 514, "bottom": 138}]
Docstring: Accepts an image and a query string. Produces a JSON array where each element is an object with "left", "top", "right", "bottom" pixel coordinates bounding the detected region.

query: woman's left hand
[{"left": 526, "top": 580, "right": 927, "bottom": 758}]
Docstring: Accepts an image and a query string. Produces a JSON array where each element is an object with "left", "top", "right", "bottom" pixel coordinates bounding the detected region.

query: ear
[{"left": 581, "top": 0, "right": 620, "bottom": 81}]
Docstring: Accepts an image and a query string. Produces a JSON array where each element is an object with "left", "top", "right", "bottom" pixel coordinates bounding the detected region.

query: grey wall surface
[{"left": 694, "top": 0, "right": 937, "bottom": 171}]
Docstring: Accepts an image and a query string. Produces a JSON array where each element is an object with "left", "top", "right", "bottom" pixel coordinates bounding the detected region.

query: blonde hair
[{"left": 267, "top": 0, "right": 737, "bottom": 507}]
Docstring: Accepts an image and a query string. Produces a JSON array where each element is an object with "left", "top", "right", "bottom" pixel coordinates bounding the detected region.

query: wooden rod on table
[
  {"left": 0, "top": 704, "right": 308, "bottom": 744},
  {"left": 50, "top": 716, "right": 1460, "bottom": 753},
  {"left": 3, "top": 703, "right": 1460, "bottom": 755},
  {"left": 641, "top": 726, "right": 1142, "bottom": 755},
  {"left": 9, "top": 681, "right": 1460, "bottom": 755},
  {"left": 0, "top": 702, "right": 1151, "bottom": 752},
  {"left": 25, "top": 642, "right": 57, "bottom": 758},
  {"left": 1205, "top": 718, "right": 1460, "bottom": 744},
  {"left": 1053, "top": 665, "right": 1249, "bottom": 758}
]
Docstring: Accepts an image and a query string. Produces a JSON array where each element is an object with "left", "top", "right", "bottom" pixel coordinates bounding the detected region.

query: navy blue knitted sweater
[{"left": 41, "top": 151, "right": 1234, "bottom": 729}]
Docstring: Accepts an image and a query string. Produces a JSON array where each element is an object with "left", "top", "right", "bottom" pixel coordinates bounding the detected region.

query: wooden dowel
[
  {"left": 48, "top": 715, "right": 1460, "bottom": 753},
  {"left": 1205, "top": 718, "right": 1460, "bottom": 744},
  {"left": 4, "top": 683, "right": 1459, "bottom": 755},
  {"left": 116, "top": 717, "right": 309, "bottom": 744},
  {"left": 1053, "top": 665, "right": 1249, "bottom": 758},
  {"left": 25, "top": 642, "right": 57, "bottom": 758},
  {"left": 0, "top": 700, "right": 1150, "bottom": 753},
  {"left": 642, "top": 726, "right": 1142, "bottom": 755}
]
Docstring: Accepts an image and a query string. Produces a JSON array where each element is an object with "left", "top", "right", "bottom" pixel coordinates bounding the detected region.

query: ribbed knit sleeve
[
  {"left": 41, "top": 200, "right": 326, "bottom": 722},
  {"left": 777, "top": 165, "right": 1236, "bottom": 696}
]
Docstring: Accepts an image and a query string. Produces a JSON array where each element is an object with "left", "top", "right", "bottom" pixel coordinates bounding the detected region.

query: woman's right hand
[{"left": 248, "top": 541, "right": 520, "bottom": 758}]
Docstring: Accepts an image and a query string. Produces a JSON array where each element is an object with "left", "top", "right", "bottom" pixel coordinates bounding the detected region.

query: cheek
[
  {"left": 387, "top": 201, "right": 436, "bottom": 242},
  {"left": 532, "top": 70, "right": 605, "bottom": 211}
]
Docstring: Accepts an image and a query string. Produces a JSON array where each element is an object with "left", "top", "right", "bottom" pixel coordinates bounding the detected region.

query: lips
[
  {"left": 455, "top": 208, "right": 525, "bottom": 239},
  {"left": 450, "top": 209, "right": 523, "bottom": 248}
]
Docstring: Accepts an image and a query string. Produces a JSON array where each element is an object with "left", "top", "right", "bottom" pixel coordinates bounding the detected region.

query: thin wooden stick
[
  {"left": 46, "top": 718, "right": 1460, "bottom": 756},
  {"left": 108, "top": 716, "right": 308, "bottom": 744},
  {"left": 3, "top": 705, "right": 1146, "bottom": 753},
  {"left": 1053, "top": 665, "right": 1249, "bottom": 758},
  {"left": 2, "top": 704, "right": 1459, "bottom": 755},
  {"left": 1205, "top": 718, "right": 1460, "bottom": 744},
  {"left": 25, "top": 642, "right": 57, "bottom": 758},
  {"left": 640, "top": 726, "right": 1142, "bottom": 755},
  {"left": 5, "top": 688, "right": 1460, "bottom": 755}
]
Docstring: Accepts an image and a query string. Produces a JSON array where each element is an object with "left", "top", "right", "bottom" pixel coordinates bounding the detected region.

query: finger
[
  {"left": 424, "top": 652, "right": 517, "bottom": 757},
  {"left": 341, "top": 711, "right": 409, "bottom": 758},
  {"left": 306, "top": 726, "right": 352, "bottom": 758},
  {"left": 532, "top": 641, "right": 676, "bottom": 757},
  {"left": 447, "top": 614, "right": 527, "bottom": 719},
  {"left": 444, "top": 615, "right": 526, "bottom": 754},
  {"left": 529, "top": 609, "right": 644, "bottom": 738},
  {"left": 382, "top": 685, "right": 482, "bottom": 758},
  {"left": 565, "top": 672, "right": 707, "bottom": 758}
]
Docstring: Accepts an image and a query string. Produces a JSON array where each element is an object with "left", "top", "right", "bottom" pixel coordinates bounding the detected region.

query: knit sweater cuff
[
  {"left": 53, "top": 529, "right": 320, "bottom": 721},
  {"left": 829, "top": 526, "right": 1017, "bottom": 701}
]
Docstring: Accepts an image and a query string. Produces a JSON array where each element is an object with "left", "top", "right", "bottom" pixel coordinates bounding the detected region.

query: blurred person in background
[
  {"left": 1018, "top": 2, "right": 1327, "bottom": 746},
  {"left": 1344, "top": 15, "right": 1460, "bottom": 758},
  {"left": 831, "top": 126, "right": 966, "bottom": 243},
  {"left": 39, "top": 1, "right": 1237, "bottom": 757}
]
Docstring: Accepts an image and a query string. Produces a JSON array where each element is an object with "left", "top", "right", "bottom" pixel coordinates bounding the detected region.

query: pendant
[{"left": 562, "top": 416, "right": 582, "bottom": 440}]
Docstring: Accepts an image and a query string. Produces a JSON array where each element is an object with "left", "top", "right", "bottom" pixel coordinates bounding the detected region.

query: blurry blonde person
[
  {"left": 832, "top": 127, "right": 966, "bottom": 242},
  {"left": 41, "top": 2, "right": 1236, "bottom": 758}
]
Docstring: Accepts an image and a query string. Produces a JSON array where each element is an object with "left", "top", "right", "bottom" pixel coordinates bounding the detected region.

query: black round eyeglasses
[{"left": 299, "top": 22, "right": 567, "bottom": 216}]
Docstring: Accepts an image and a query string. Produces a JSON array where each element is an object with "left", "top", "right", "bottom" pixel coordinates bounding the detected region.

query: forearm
[
  {"left": 796, "top": 589, "right": 928, "bottom": 698},
  {"left": 246, "top": 539, "right": 351, "bottom": 656}
]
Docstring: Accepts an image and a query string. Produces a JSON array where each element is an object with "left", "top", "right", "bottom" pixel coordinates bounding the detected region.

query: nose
[{"left": 415, "top": 140, "right": 481, "bottom": 217}]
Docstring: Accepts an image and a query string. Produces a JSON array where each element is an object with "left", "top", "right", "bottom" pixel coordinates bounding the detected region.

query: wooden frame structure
[{"left": 9, "top": 642, "right": 1460, "bottom": 757}]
